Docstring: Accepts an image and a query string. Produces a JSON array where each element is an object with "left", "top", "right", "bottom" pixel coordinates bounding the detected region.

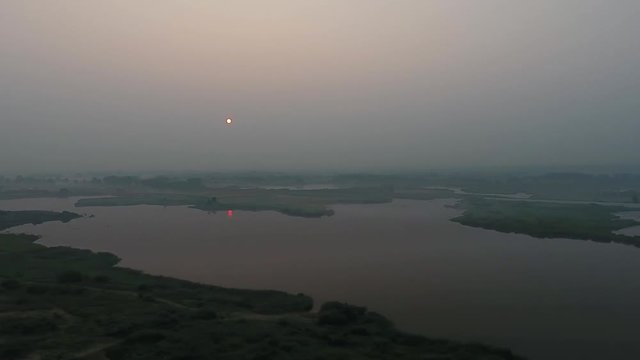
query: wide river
[{"left": 3, "top": 197, "right": 640, "bottom": 360}]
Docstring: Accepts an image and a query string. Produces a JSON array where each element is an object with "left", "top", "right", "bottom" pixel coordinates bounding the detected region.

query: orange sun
[{"left": 226, "top": 118, "right": 233, "bottom": 125}]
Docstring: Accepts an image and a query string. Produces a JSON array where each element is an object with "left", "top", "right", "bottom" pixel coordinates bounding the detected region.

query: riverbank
[
  {"left": 451, "top": 197, "right": 640, "bottom": 247},
  {"left": 0, "top": 211, "right": 522, "bottom": 360},
  {"left": 75, "top": 187, "right": 392, "bottom": 218}
]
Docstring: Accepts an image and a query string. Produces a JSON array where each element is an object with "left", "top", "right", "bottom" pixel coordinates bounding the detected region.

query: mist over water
[
  {"left": 4, "top": 197, "right": 640, "bottom": 360},
  {"left": 3, "top": 2, "right": 640, "bottom": 359},
  {"left": 2, "top": 1, "right": 640, "bottom": 173}
]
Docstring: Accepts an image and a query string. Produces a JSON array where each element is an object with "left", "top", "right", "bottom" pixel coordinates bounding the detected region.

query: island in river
[
  {"left": 450, "top": 197, "right": 640, "bottom": 248},
  {"left": 4, "top": 171, "right": 640, "bottom": 251}
]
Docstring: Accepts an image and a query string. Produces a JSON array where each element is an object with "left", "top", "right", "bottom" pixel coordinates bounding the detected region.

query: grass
[
  {"left": 452, "top": 198, "right": 640, "bottom": 247},
  {"left": 0, "top": 210, "right": 82, "bottom": 231}
]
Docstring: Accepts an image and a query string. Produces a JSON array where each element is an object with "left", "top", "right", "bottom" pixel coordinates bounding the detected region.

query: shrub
[
  {"left": 350, "top": 327, "right": 370, "bottom": 336},
  {"left": 138, "top": 293, "right": 156, "bottom": 302},
  {"left": 193, "top": 309, "right": 218, "bottom": 320},
  {"left": 26, "top": 284, "right": 49, "bottom": 294},
  {"left": 317, "top": 302, "right": 367, "bottom": 326},
  {"left": 94, "top": 275, "right": 111, "bottom": 283},
  {"left": 1, "top": 279, "right": 21, "bottom": 290},
  {"left": 137, "top": 284, "right": 152, "bottom": 292},
  {"left": 0, "top": 317, "right": 58, "bottom": 335},
  {"left": 126, "top": 330, "right": 168, "bottom": 344},
  {"left": 57, "top": 270, "right": 84, "bottom": 283},
  {"left": 1, "top": 340, "right": 32, "bottom": 360},
  {"left": 363, "top": 312, "right": 393, "bottom": 329},
  {"left": 317, "top": 310, "right": 350, "bottom": 326}
]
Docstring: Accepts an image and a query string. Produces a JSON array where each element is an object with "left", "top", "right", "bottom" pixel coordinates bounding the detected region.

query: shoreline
[{"left": 0, "top": 211, "right": 523, "bottom": 359}]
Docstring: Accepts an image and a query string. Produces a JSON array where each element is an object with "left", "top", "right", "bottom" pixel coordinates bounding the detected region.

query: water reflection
[{"left": 2, "top": 197, "right": 640, "bottom": 360}]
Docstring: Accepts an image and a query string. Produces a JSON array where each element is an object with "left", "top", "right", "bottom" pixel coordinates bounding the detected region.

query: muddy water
[{"left": 3, "top": 197, "right": 640, "bottom": 360}]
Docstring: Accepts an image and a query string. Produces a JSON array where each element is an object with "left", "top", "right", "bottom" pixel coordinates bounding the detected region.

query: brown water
[{"left": 3, "top": 197, "right": 640, "bottom": 360}]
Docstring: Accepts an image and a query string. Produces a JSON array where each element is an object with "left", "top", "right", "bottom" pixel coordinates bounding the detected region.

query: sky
[{"left": 1, "top": 1, "right": 639, "bottom": 173}]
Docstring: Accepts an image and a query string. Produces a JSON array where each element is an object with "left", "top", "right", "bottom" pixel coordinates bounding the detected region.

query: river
[{"left": 2, "top": 197, "right": 640, "bottom": 360}]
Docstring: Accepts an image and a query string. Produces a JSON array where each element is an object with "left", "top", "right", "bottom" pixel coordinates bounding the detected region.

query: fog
[{"left": 1, "top": 1, "right": 639, "bottom": 173}]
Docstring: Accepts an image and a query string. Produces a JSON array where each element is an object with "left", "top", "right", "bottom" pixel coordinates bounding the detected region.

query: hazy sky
[{"left": 1, "top": 1, "right": 639, "bottom": 173}]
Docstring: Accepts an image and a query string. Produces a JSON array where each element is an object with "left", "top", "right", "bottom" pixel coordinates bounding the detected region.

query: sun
[{"left": 226, "top": 118, "right": 233, "bottom": 125}]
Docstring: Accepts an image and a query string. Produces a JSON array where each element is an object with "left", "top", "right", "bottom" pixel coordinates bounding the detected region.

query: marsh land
[{"left": 3, "top": 170, "right": 640, "bottom": 359}]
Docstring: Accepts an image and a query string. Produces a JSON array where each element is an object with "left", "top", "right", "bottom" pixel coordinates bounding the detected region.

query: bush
[
  {"left": 363, "top": 312, "right": 393, "bottom": 329},
  {"left": 52, "top": 286, "right": 85, "bottom": 295},
  {"left": 0, "top": 316, "right": 58, "bottom": 335},
  {"left": 137, "top": 284, "right": 152, "bottom": 292},
  {"left": 94, "top": 275, "right": 111, "bottom": 283},
  {"left": 317, "top": 302, "right": 367, "bottom": 326},
  {"left": 138, "top": 293, "right": 156, "bottom": 302},
  {"left": 350, "top": 327, "right": 370, "bottom": 336},
  {"left": 193, "top": 309, "right": 218, "bottom": 320},
  {"left": 57, "top": 270, "right": 84, "bottom": 283},
  {"left": 126, "top": 330, "right": 168, "bottom": 344},
  {"left": 317, "top": 310, "right": 350, "bottom": 326},
  {"left": 1, "top": 340, "right": 32, "bottom": 360},
  {"left": 26, "top": 284, "right": 49, "bottom": 294},
  {"left": 1, "top": 279, "right": 21, "bottom": 290}
]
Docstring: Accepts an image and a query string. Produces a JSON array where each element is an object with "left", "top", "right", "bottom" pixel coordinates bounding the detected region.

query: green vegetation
[
  {"left": 102, "top": 175, "right": 206, "bottom": 192},
  {"left": 76, "top": 194, "right": 205, "bottom": 208},
  {"left": 0, "top": 189, "right": 55, "bottom": 200},
  {"left": 0, "top": 210, "right": 81, "bottom": 231},
  {"left": 337, "top": 172, "right": 640, "bottom": 203},
  {"left": 394, "top": 188, "right": 459, "bottom": 201},
  {"left": 452, "top": 198, "right": 640, "bottom": 247},
  {"left": 76, "top": 187, "right": 392, "bottom": 218},
  {"left": 5, "top": 171, "right": 640, "bottom": 217},
  {"left": 0, "top": 232, "right": 521, "bottom": 360}
]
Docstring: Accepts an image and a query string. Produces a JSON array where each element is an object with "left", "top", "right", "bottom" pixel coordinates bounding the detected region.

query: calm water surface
[{"left": 3, "top": 197, "right": 640, "bottom": 360}]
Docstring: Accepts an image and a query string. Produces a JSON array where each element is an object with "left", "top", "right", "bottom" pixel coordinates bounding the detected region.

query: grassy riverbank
[
  {"left": 452, "top": 198, "right": 640, "bottom": 247},
  {"left": 0, "top": 210, "right": 82, "bottom": 231}
]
